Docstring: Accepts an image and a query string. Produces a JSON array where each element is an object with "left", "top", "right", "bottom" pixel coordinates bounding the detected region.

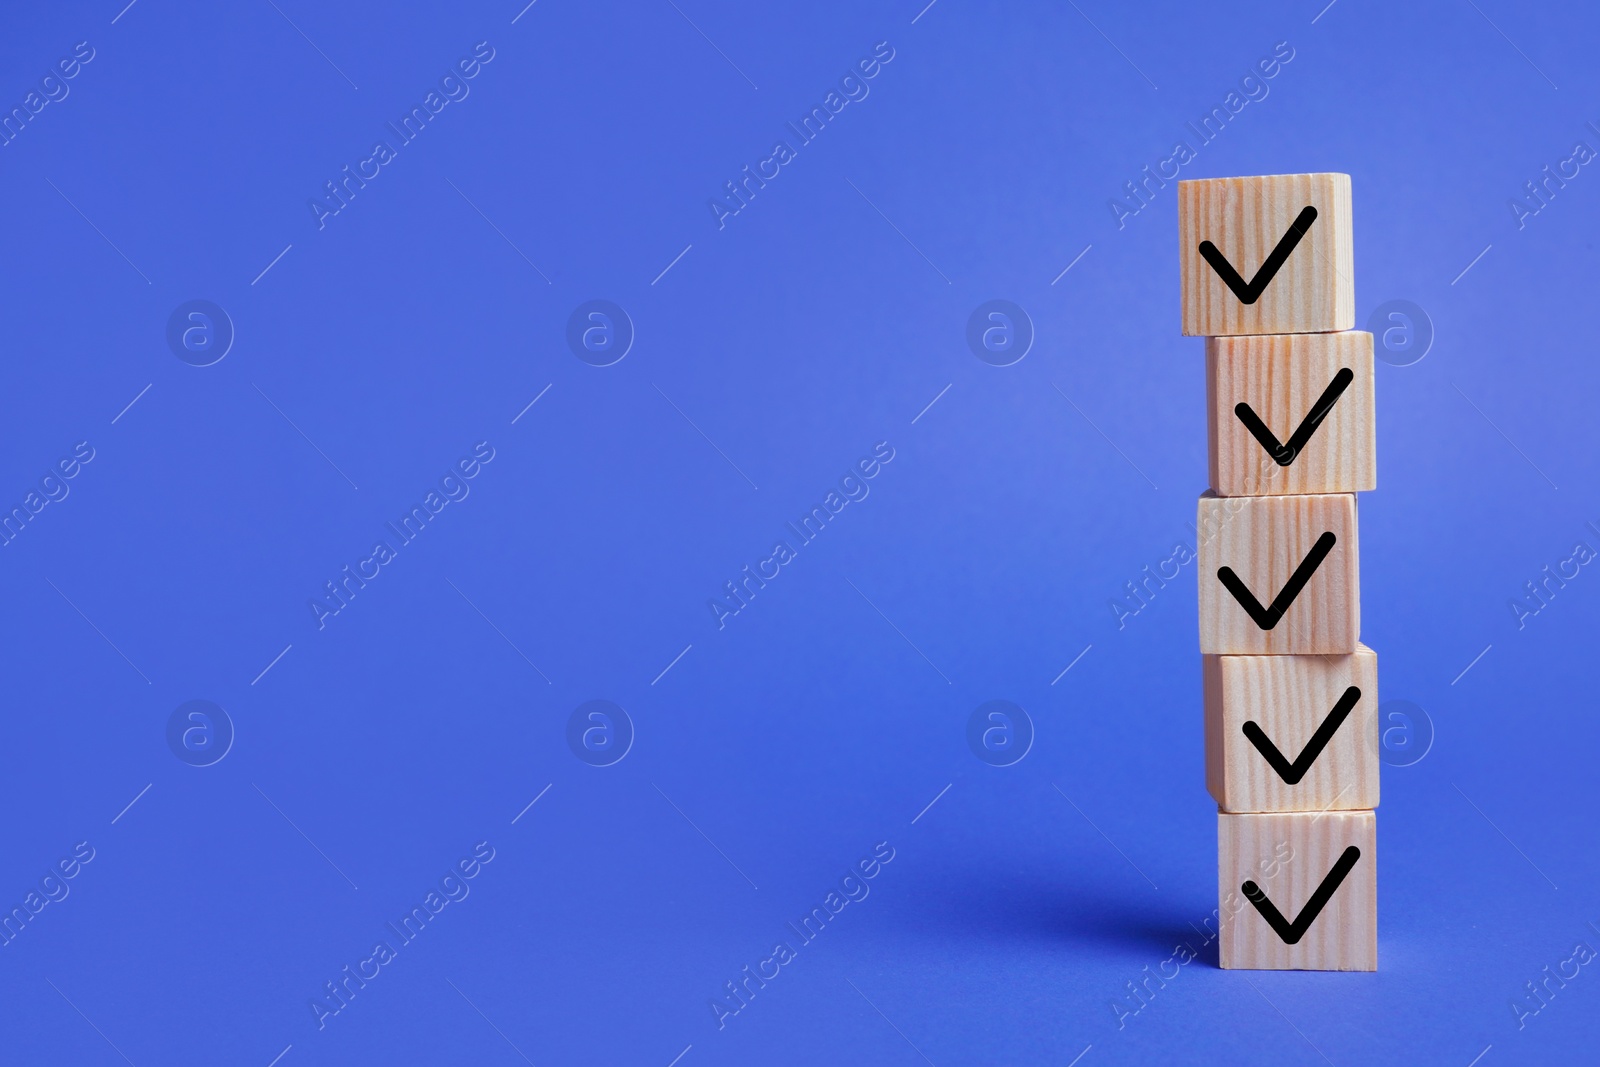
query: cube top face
[
  {"left": 1207, "top": 331, "right": 1376, "bottom": 497},
  {"left": 1179, "top": 173, "right": 1354, "bottom": 337},
  {"left": 1204, "top": 646, "right": 1379, "bottom": 813},
  {"left": 1197, "top": 493, "right": 1359, "bottom": 654},
  {"left": 1218, "top": 810, "right": 1376, "bottom": 971}
]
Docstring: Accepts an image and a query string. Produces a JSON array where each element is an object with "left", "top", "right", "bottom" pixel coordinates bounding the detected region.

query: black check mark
[
  {"left": 1233, "top": 368, "right": 1354, "bottom": 467},
  {"left": 1242, "top": 845, "right": 1361, "bottom": 945},
  {"left": 1216, "top": 531, "right": 1336, "bottom": 631},
  {"left": 1198, "top": 205, "right": 1318, "bottom": 305},
  {"left": 1241, "top": 686, "right": 1362, "bottom": 784}
]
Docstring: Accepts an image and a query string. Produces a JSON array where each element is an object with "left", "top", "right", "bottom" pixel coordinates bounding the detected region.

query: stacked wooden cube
[{"left": 1179, "top": 174, "right": 1378, "bottom": 971}]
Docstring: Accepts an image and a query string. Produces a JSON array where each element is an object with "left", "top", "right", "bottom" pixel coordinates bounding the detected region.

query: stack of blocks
[{"left": 1178, "top": 173, "right": 1378, "bottom": 971}]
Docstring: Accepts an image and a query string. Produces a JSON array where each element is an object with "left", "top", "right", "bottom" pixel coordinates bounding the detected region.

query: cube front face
[
  {"left": 1218, "top": 811, "right": 1376, "bottom": 971},
  {"left": 1179, "top": 173, "right": 1354, "bottom": 337},
  {"left": 1206, "top": 332, "right": 1376, "bottom": 497},
  {"left": 1197, "top": 493, "right": 1359, "bottom": 654},
  {"left": 1204, "top": 646, "right": 1378, "bottom": 812}
]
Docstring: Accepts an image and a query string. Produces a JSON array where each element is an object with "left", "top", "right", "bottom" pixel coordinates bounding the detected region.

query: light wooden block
[
  {"left": 1197, "top": 492, "right": 1359, "bottom": 654},
  {"left": 1218, "top": 810, "right": 1376, "bottom": 970},
  {"left": 1179, "top": 173, "right": 1354, "bottom": 337},
  {"left": 1207, "top": 331, "right": 1376, "bottom": 497},
  {"left": 1204, "top": 646, "right": 1378, "bottom": 813}
]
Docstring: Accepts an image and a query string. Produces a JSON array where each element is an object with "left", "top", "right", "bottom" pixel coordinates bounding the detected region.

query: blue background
[{"left": 0, "top": 1, "right": 1595, "bottom": 1064}]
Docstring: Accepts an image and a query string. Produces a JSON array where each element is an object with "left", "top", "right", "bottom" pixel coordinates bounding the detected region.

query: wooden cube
[
  {"left": 1204, "top": 645, "right": 1378, "bottom": 813},
  {"left": 1207, "top": 331, "right": 1376, "bottom": 497},
  {"left": 1179, "top": 173, "right": 1354, "bottom": 337},
  {"left": 1218, "top": 810, "right": 1376, "bottom": 971},
  {"left": 1197, "top": 492, "right": 1359, "bottom": 654}
]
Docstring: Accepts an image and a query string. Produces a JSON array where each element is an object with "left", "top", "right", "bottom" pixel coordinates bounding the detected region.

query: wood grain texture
[
  {"left": 1218, "top": 810, "right": 1376, "bottom": 971},
  {"left": 1197, "top": 492, "right": 1359, "bottom": 654},
  {"left": 1179, "top": 173, "right": 1355, "bottom": 337},
  {"left": 1204, "top": 645, "right": 1379, "bottom": 813},
  {"left": 1206, "top": 331, "right": 1376, "bottom": 496}
]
